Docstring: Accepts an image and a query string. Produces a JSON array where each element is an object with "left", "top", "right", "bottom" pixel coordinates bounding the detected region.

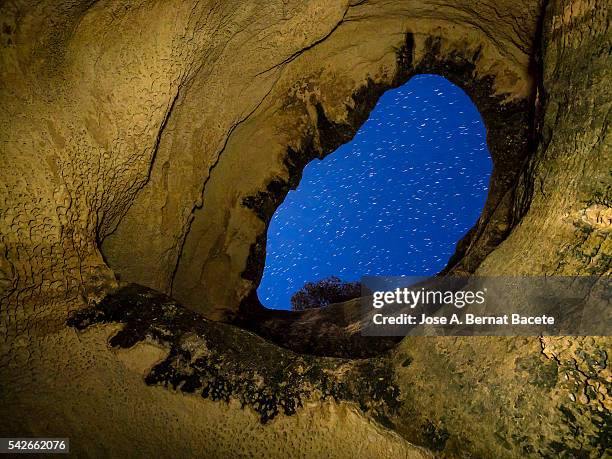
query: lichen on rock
[{"left": 68, "top": 284, "right": 403, "bottom": 425}]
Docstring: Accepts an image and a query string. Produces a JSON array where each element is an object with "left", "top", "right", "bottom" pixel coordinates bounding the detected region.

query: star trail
[{"left": 258, "top": 74, "right": 492, "bottom": 310}]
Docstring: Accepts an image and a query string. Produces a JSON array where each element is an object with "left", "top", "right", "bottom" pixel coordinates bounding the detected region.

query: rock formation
[{"left": 0, "top": 0, "right": 609, "bottom": 457}]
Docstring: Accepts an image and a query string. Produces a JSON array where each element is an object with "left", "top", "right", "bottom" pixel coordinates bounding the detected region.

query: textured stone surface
[
  {"left": 0, "top": 0, "right": 610, "bottom": 457},
  {"left": 0, "top": 320, "right": 430, "bottom": 458},
  {"left": 68, "top": 284, "right": 404, "bottom": 425}
]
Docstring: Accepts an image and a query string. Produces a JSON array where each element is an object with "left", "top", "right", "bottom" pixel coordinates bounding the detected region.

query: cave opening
[{"left": 257, "top": 74, "right": 493, "bottom": 310}]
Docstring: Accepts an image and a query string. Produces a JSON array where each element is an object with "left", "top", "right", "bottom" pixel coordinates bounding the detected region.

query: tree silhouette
[{"left": 290, "top": 276, "right": 361, "bottom": 311}]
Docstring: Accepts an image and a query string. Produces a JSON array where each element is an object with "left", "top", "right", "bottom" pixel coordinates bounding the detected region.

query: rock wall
[
  {"left": 0, "top": 0, "right": 610, "bottom": 457},
  {"left": 101, "top": 0, "right": 542, "bottom": 319}
]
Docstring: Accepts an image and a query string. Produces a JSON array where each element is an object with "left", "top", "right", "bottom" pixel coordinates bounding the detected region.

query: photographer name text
[{"left": 372, "top": 313, "right": 555, "bottom": 326}]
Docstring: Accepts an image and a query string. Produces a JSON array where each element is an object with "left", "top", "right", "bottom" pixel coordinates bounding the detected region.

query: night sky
[{"left": 258, "top": 74, "right": 492, "bottom": 310}]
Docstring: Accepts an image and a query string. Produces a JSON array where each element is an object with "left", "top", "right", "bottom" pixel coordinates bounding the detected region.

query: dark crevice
[
  {"left": 169, "top": 70, "right": 284, "bottom": 297},
  {"left": 98, "top": 85, "right": 183, "bottom": 246},
  {"left": 510, "top": 0, "right": 550, "bottom": 223},
  {"left": 254, "top": 5, "right": 350, "bottom": 78}
]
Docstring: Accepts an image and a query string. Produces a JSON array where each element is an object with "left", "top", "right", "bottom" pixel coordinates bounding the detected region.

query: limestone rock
[{"left": 0, "top": 0, "right": 610, "bottom": 457}]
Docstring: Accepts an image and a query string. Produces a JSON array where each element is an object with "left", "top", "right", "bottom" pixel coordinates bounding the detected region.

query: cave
[{"left": 0, "top": 0, "right": 610, "bottom": 457}]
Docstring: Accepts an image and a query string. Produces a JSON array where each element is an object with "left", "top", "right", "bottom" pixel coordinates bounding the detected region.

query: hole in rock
[{"left": 258, "top": 74, "right": 492, "bottom": 310}]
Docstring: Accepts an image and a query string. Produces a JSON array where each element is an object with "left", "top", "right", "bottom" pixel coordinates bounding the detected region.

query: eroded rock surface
[
  {"left": 68, "top": 284, "right": 403, "bottom": 425},
  {"left": 1, "top": 0, "right": 610, "bottom": 457}
]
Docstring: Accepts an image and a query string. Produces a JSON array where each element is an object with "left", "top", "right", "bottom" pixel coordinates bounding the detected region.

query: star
[{"left": 258, "top": 74, "right": 492, "bottom": 309}]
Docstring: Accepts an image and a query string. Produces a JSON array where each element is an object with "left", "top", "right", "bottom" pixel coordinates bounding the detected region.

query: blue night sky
[{"left": 258, "top": 74, "right": 492, "bottom": 310}]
